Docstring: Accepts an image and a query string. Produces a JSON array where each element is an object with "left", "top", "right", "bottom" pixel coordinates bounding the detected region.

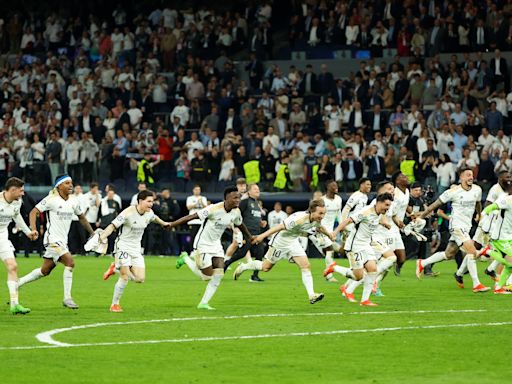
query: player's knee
[
  {"left": 7, "top": 264, "right": 17, "bottom": 274},
  {"left": 352, "top": 270, "right": 364, "bottom": 280},
  {"left": 41, "top": 268, "right": 51, "bottom": 276},
  {"left": 134, "top": 277, "right": 145, "bottom": 284}
]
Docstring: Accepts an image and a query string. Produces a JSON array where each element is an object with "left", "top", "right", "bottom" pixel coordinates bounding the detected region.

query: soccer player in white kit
[
  {"left": 309, "top": 180, "right": 345, "bottom": 282},
  {"left": 233, "top": 199, "right": 329, "bottom": 304},
  {"left": 0, "top": 178, "right": 39, "bottom": 314},
  {"left": 323, "top": 178, "right": 371, "bottom": 281},
  {"left": 173, "top": 187, "right": 252, "bottom": 310},
  {"left": 479, "top": 171, "right": 511, "bottom": 281},
  {"left": 340, "top": 181, "right": 399, "bottom": 298},
  {"left": 100, "top": 190, "right": 172, "bottom": 312},
  {"left": 389, "top": 172, "right": 410, "bottom": 276},
  {"left": 417, "top": 168, "right": 490, "bottom": 292},
  {"left": 335, "top": 192, "right": 394, "bottom": 306},
  {"left": 18, "top": 175, "right": 95, "bottom": 309}
]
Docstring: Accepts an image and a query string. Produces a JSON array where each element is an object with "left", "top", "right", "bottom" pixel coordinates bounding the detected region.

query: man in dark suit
[
  {"left": 330, "top": 79, "right": 351, "bottom": 105},
  {"left": 245, "top": 53, "right": 264, "bottom": 91},
  {"left": 299, "top": 64, "right": 318, "bottom": 96},
  {"left": 364, "top": 104, "right": 387, "bottom": 141},
  {"left": 358, "top": 24, "right": 371, "bottom": 49},
  {"left": 317, "top": 64, "right": 334, "bottom": 96},
  {"left": 427, "top": 19, "right": 444, "bottom": 56},
  {"left": 489, "top": 49, "right": 509, "bottom": 92},
  {"left": 365, "top": 145, "right": 386, "bottom": 183},
  {"left": 341, "top": 148, "right": 363, "bottom": 192},
  {"left": 471, "top": 19, "right": 488, "bottom": 52}
]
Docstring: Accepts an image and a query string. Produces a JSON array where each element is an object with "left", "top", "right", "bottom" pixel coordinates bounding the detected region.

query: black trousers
[
  {"left": 224, "top": 241, "right": 265, "bottom": 275},
  {"left": 69, "top": 221, "right": 86, "bottom": 254}
]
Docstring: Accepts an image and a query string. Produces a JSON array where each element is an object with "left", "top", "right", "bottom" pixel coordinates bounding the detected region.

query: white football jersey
[
  {"left": 439, "top": 184, "right": 482, "bottom": 231},
  {"left": 0, "top": 192, "right": 30, "bottom": 239},
  {"left": 393, "top": 187, "right": 409, "bottom": 222},
  {"left": 268, "top": 210, "right": 288, "bottom": 228},
  {"left": 270, "top": 211, "right": 321, "bottom": 244},
  {"left": 36, "top": 193, "right": 83, "bottom": 245},
  {"left": 186, "top": 195, "right": 208, "bottom": 225},
  {"left": 369, "top": 198, "right": 395, "bottom": 241},
  {"left": 490, "top": 195, "right": 512, "bottom": 240},
  {"left": 480, "top": 182, "right": 506, "bottom": 232},
  {"left": 194, "top": 202, "right": 242, "bottom": 250},
  {"left": 112, "top": 206, "right": 156, "bottom": 253},
  {"left": 83, "top": 191, "right": 101, "bottom": 223},
  {"left": 322, "top": 194, "right": 342, "bottom": 231},
  {"left": 344, "top": 205, "right": 381, "bottom": 251},
  {"left": 341, "top": 191, "right": 368, "bottom": 221}
]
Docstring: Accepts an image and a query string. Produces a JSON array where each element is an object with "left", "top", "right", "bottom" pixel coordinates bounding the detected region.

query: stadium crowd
[{"left": 0, "top": 0, "right": 511, "bottom": 199}]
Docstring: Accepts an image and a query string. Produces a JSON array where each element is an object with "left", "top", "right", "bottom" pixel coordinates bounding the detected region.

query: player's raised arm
[
  {"left": 252, "top": 222, "right": 285, "bottom": 244},
  {"left": 170, "top": 212, "right": 199, "bottom": 227},
  {"left": 419, "top": 198, "right": 443, "bottom": 219},
  {"left": 334, "top": 217, "right": 354, "bottom": 235}
]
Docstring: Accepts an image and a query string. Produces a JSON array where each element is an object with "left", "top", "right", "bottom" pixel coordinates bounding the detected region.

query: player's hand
[
  {"left": 28, "top": 230, "right": 39, "bottom": 241},
  {"left": 382, "top": 222, "right": 392, "bottom": 230},
  {"left": 251, "top": 235, "right": 263, "bottom": 244},
  {"left": 397, "top": 221, "right": 405, "bottom": 229},
  {"left": 162, "top": 222, "right": 173, "bottom": 230},
  {"left": 329, "top": 232, "right": 336, "bottom": 241}
]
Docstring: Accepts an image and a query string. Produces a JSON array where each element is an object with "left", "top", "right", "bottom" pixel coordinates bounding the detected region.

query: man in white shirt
[
  {"left": 477, "top": 127, "right": 495, "bottom": 152},
  {"left": 83, "top": 182, "right": 101, "bottom": 228},
  {"left": 262, "top": 126, "right": 280, "bottom": 158},
  {"left": 268, "top": 202, "right": 288, "bottom": 228},
  {"left": 18, "top": 175, "right": 96, "bottom": 309},
  {"left": 185, "top": 185, "right": 208, "bottom": 248},
  {"left": 111, "top": 27, "right": 124, "bottom": 56},
  {"left": 127, "top": 99, "right": 143, "bottom": 129},
  {"left": 171, "top": 97, "right": 190, "bottom": 125},
  {"left": 130, "top": 182, "right": 147, "bottom": 206}
]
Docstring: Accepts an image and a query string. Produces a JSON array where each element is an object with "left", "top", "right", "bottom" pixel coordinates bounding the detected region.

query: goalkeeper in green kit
[{"left": 481, "top": 191, "right": 512, "bottom": 294}]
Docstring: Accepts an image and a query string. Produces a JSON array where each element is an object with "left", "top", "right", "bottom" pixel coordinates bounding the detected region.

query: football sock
[
  {"left": 377, "top": 256, "right": 396, "bottom": 275},
  {"left": 486, "top": 259, "right": 501, "bottom": 272},
  {"left": 333, "top": 265, "right": 355, "bottom": 279},
  {"left": 199, "top": 269, "right": 223, "bottom": 305},
  {"left": 301, "top": 269, "right": 315, "bottom": 297},
  {"left": 422, "top": 252, "right": 447, "bottom": 267},
  {"left": 7, "top": 280, "right": 18, "bottom": 308},
  {"left": 63, "top": 266, "right": 73, "bottom": 300},
  {"left": 465, "top": 255, "right": 482, "bottom": 287},
  {"left": 18, "top": 268, "right": 44, "bottom": 287},
  {"left": 345, "top": 278, "right": 363, "bottom": 294},
  {"left": 498, "top": 266, "right": 512, "bottom": 288},
  {"left": 456, "top": 255, "right": 469, "bottom": 277},
  {"left": 112, "top": 277, "right": 128, "bottom": 305},
  {"left": 361, "top": 272, "right": 377, "bottom": 302}
]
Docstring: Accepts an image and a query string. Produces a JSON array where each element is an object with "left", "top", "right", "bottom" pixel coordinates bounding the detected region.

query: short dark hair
[
  {"left": 377, "top": 192, "right": 394, "bottom": 203},
  {"left": 224, "top": 186, "right": 239, "bottom": 199},
  {"left": 376, "top": 180, "right": 393, "bottom": 194},
  {"left": 391, "top": 171, "right": 402, "bottom": 185},
  {"left": 236, "top": 178, "right": 247, "bottom": 185},
  {"left": 411, "top": 182, "right": 422, "bottom": 189},
  {"left": 5, "top": 177, "right": 24, "bottom": 190},
  {"left": 458, "top": 167, "right": 473, "bottom": 176},
  {"left": 137, "top": 190, "right": 154, "bottom": 202},
  {"left": 498, "top": 170, "right": 510, "bottom": 178},
  {"left": 325, "top": 179, "right": 337, "bottom": 188},
  {"left": 90, "top": 182, "right": 99, "bottom": 189},
  {"left": 359, "top": 177, "right": 371, "bottom": 185}
]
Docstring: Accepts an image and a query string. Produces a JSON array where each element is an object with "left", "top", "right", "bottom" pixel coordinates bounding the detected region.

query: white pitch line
[
  {"left": 1, "top": 321, "right": 511, "bottom": 351},
  {"left": 35, "top": 308, "right": 494, "bottom": 347}
]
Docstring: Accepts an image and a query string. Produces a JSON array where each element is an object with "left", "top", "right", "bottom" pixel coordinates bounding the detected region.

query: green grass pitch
[{"left": 0, "top": 256, "right": 510, "bottom": 383}]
